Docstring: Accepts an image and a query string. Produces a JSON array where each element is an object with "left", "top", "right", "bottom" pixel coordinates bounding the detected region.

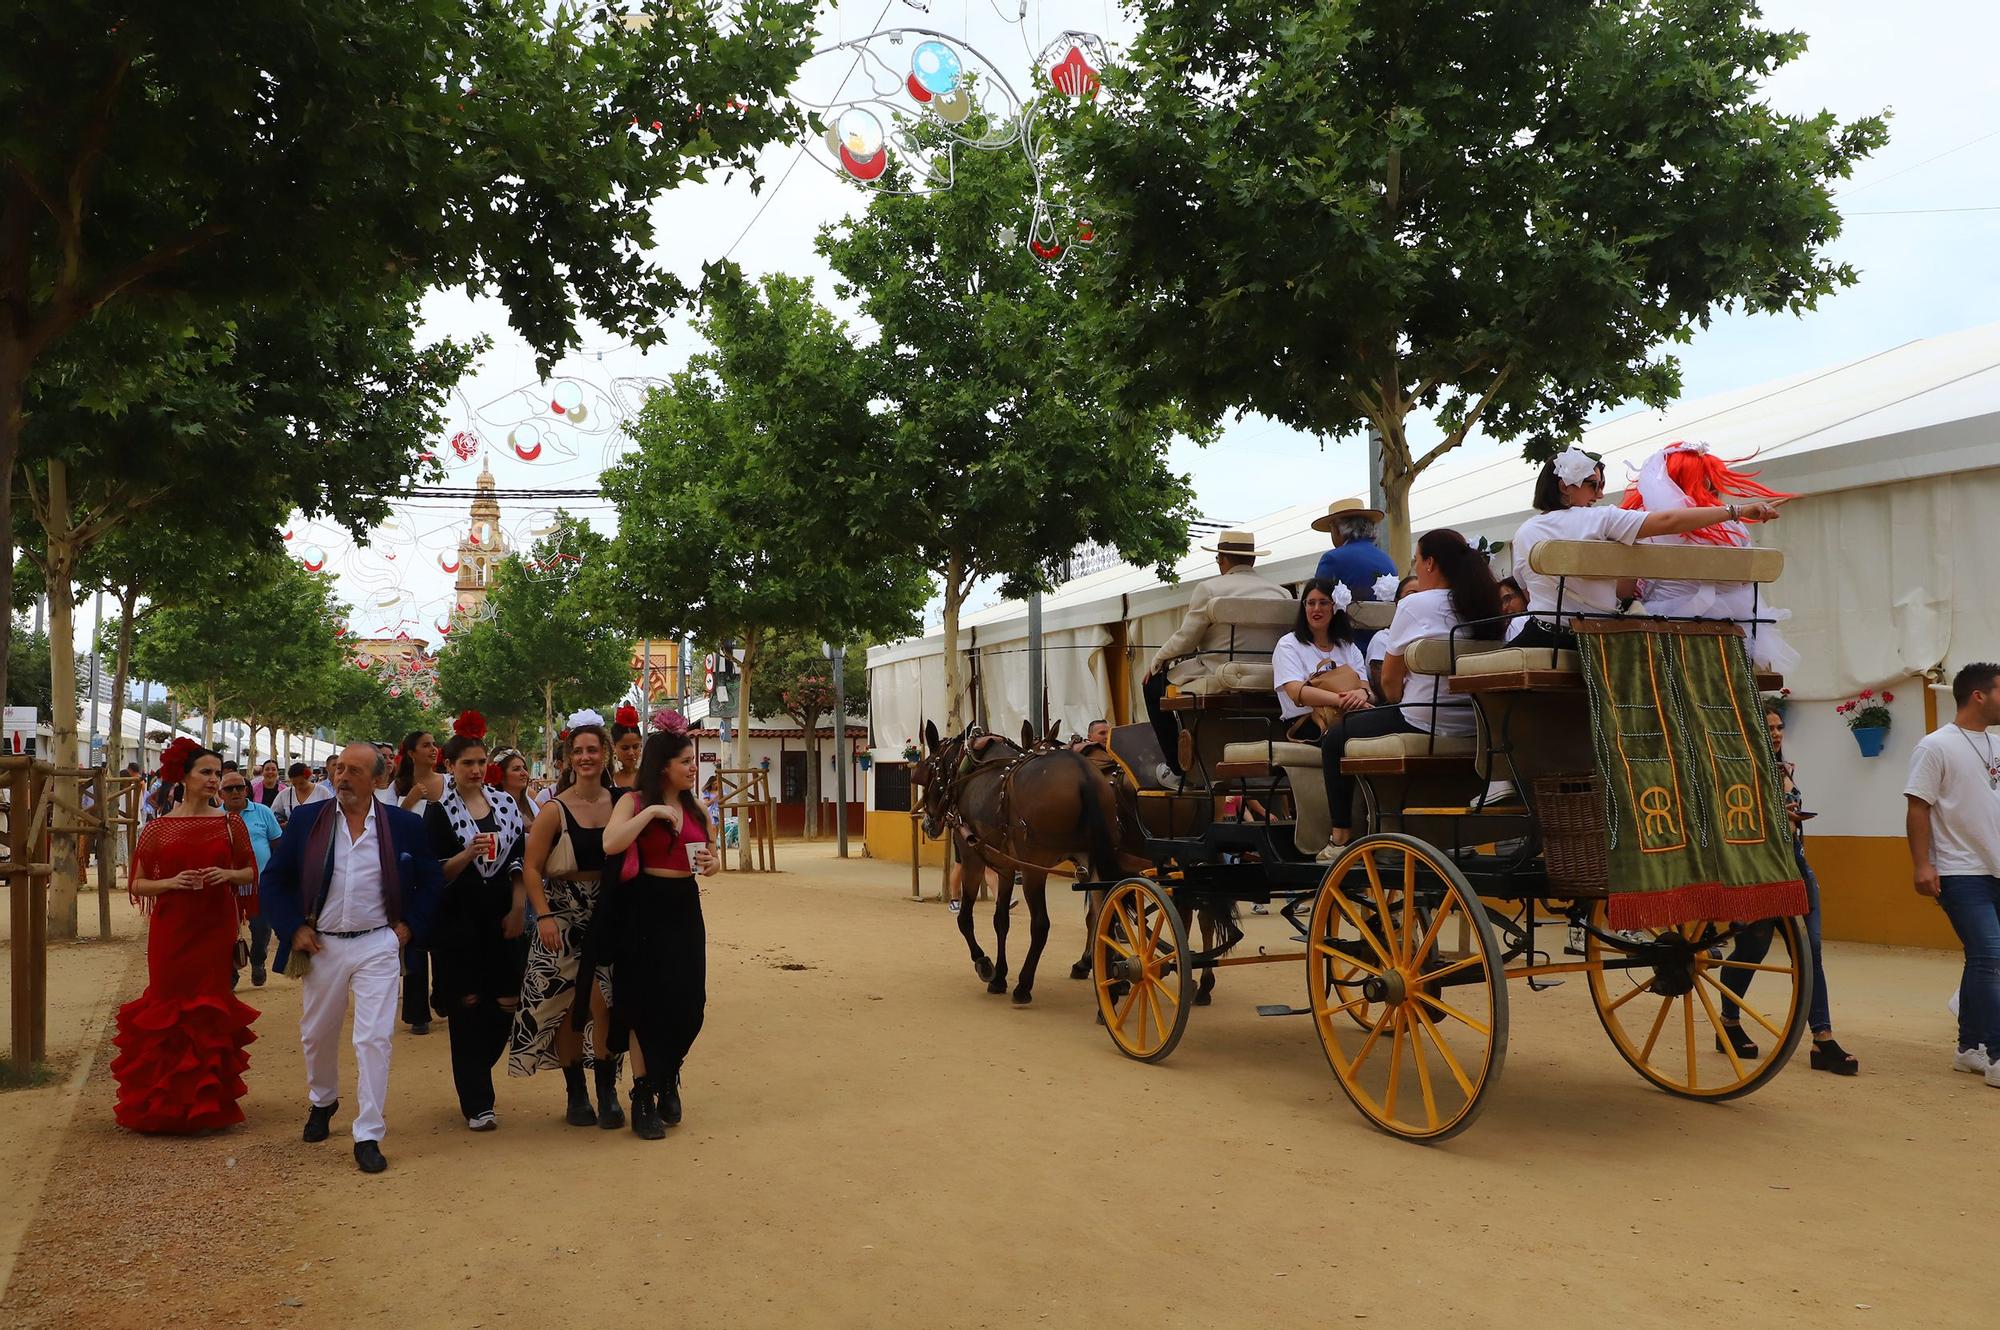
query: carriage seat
[
  {"left": 1167, "top": 596, "right": 1296, "bottom": 700},
  {"left": 1179, "top": 661, "right": 1276, "bottom": 696},
  {"left": 1219, "top": 740, "right": 1329, "bottom": 856},
  {"left": 1528, "top": 538, "right": 1785, "bottom": 585}
]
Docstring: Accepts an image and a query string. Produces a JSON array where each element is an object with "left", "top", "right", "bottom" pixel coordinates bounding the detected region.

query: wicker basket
[{"left": 1534, "top": 773, "right": 1608, "bottom": 893}]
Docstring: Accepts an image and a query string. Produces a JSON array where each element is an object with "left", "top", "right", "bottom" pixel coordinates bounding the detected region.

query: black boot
[
  {"left": 594, "top": 1056, "right": 625, "bottom": 1130},
  {"left": 628, "top": 1076, "right": 665, "bottom": 1140},
  {"left": 562, "top": 1063, "right": 595, "bottom": 1127},
  {"left": 659, "top": 1067, "right": 682, "bottom": 1127}
]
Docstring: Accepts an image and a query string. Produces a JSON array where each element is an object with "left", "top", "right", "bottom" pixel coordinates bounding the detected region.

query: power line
[
  {"left": 1837, "top": 128, "right": 2000, "bottom": 199},
  {"left": 1847, "top": 205, "right": 2000, "bottom": 216}
]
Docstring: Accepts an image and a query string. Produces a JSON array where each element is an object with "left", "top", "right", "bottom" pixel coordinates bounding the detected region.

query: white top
[
  {"left": 373, "top": 786, "right": 396, "bottom": 805},
  {"left": 321, "top": 805, "right": 390, "bottom": 933},
  {"left": 1366, "top": 632, "right": 1391, "bottom": 669},
  {"left": 1271, "top": 633, "right": 1368, "bottom": 721},
  {"left": 1512, "top": 505, "right": 1646, "bottom": 622},
  {"left": 1380, "top": 589, "right": 1475, "bottom": 736},
  {"left": 271, "top": 781, "right": 333, "bottom": 823},
  {"left": 1905, "top": 726, "right": 2000, "bottom": 876}
]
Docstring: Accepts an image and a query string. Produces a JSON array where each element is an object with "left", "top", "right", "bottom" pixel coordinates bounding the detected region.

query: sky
[{"left": 306, "top": 0, "right": 2000, "bottom": 641}]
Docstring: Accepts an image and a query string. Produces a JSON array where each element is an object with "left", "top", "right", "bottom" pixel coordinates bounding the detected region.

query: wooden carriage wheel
[
  {"left": 1092, "top": 877, "right": 1193, "bottom": 1063},
  {"left": 1307, "top": 835, "right": 1508, "bottom": 1143},
  {"left": 1584, "top": 901, "right": 1809, "bottom": 1099}
]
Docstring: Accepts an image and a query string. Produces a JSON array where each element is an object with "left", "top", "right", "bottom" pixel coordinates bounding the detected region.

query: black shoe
[
  {"left": 595, "top": 1057, "right": 625, "bottom": 1131},
  {"left": 303, "top": 1100, "right": 338, "bottom": 1143},
  {"left": 659, "top": 1070, "right": 682, "bottom": 1128},
  {"left": 410, "top": 1020, "right": 431, "bottom": 1036},
  {"left": 562, "top": 1064, "right": 596, "bottom": 1127},
  {"left": 353, "top": 1140, "right": 387, "bottom": 1173},
  {"left": 231, "top": 970, "right": 241, "bottom": 990},
  {"left": 1715, "top": 1023, "right": 1759, "bottom": 1060},
  {"left": 251, "top": 963, "right": 267, "bottom": 987},
  {"left": 628, "top": 1078, "right": 665, "bottom": 1140}
]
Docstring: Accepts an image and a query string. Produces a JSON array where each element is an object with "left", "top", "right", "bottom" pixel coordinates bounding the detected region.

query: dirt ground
[{"left": 0, "top": 843, "right": 1990, "bottom": 1329}]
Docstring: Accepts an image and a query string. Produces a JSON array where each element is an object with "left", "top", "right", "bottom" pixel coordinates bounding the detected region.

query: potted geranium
[
  {"left": 901, "top": 738, "right": 921, "bottom": 762},
  {"left": 1836, "top": 688, "right": 1894, "bottom": 757}
]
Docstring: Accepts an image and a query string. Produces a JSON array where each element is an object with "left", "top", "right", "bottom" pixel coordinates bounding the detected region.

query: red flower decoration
[
  {"left": 613, "top": 704, "right": 641, "bottom": 729},
  {"left": 158, "top": 737, "right": 201, "bottom": 784},
  {"left": 1859, "top": 689, "right": 1874, "bottom": 699},
  {"left": 453, "top": 710, "right": 488, "bottom": 741},
  {"left": 484, "top": 761, "right": 506, "bottom": 787},
  {"left": 449, "top": 430, "right": 479, "bottom": 461},
  {"left": 1882, "top": 691, "right": 1895, "bottom": 704}
]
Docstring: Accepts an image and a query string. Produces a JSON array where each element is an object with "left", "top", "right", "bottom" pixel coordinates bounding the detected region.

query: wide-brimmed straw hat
[
  {"left": 1200, "top": 529, "right": 1271, "bottom": 558},
  {"left": 1311, "top": 496, "right": 1386, "bottom": 532}
]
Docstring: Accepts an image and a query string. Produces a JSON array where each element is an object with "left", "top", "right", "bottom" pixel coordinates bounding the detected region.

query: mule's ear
[
  {"left": 924, "top": 720, "right": 939, "bottom": 753},
  {"left": 1047, "top": 720, "right": 1063, "bottom": 745},
  {"left": 1020, "top": 720, "right": 1035, "bottom": 748}
]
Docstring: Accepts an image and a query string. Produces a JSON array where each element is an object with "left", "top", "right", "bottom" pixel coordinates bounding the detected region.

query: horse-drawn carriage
[{"left": 920, "top": 538, "right": 1813, "bottom": 1144}]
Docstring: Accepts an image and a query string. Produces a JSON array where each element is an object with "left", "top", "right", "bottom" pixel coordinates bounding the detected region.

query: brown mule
[{"left": 914, "top": 721, "right": 1133, "bottom": 1006}]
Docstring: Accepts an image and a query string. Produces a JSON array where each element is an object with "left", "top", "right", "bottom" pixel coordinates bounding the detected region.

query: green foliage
[
  {"left": 129, "top": 554, "right": 346, "bottom": 729},
  {"left": 1058, "top": 0, "right": 1889, "bottom": 552},
  {"left": 2, "top": 620, "right": 83, "bottom": 714},
  {"left": 600, "top": 274, "right": 933, "bottom": 651},
  {"left": 435, "top": 515, "right": 631, "bottom": 737},
  {"left": 320, "top": 664, "right": 444, "bottom": 748},
  {"left": 816, "top": 123, "right": 1202, "bottom": 602},
  {"left": 747, "top": 633, "right": 869, "bottom": 732}
]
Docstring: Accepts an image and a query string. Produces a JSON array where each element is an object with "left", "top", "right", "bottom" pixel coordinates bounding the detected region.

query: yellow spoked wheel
[
  {"left": 1585, "top": 902, "right": 1810, "bottom": 1100},
  {"left": 1093, "top": 877, "right": 1192, "bottom": 1063},
  {"left": 1307, "top": 835, "right": 1508, "bottom": 1143}
]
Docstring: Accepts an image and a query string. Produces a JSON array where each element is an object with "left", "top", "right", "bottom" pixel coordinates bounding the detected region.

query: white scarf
[{"left": 439, "top": 780, "right": 523, "bottom": 880}]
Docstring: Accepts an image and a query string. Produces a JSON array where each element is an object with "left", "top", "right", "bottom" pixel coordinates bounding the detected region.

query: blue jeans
[
  {"left": 1937, "top": 874, "right": 2000, "bottom": 1055},
  {"left": 1720, "top": 848, "right": 1832, "bottom": 1035}
]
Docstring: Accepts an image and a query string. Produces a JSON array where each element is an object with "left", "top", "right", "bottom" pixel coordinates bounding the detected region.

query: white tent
[{"left": 871, "top": 319, "right": 2000, "bottom": 741}]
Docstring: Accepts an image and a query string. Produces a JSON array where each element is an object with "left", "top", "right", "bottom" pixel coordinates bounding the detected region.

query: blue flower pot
[{"left": 1851, "top": 725, "right": 1888, "bottom": 758}]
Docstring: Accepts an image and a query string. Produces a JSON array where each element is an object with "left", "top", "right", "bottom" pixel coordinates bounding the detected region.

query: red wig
[{"left": 1620, "top": 444, "right": 1795, "bottom": 546}]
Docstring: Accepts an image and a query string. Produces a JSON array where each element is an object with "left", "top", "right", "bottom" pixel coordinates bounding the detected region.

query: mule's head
[{"left": 910, "top": 723, "right": 959, "bottom": 840}]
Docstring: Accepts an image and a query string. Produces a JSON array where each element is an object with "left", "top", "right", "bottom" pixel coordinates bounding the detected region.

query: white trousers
[{"left": 300, "top": 928, "right": 401, "bottom": 1144}]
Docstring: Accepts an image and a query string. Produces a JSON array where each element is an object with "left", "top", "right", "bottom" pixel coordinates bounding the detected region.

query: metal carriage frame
[{"left": 1078, "top": 540, "right": 1813, "bottom": 1142}]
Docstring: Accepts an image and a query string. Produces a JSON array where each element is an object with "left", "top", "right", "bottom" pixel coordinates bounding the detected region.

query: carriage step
[{"left": 1255, "top": 1004, "right": 1313, "bottom": 1017}]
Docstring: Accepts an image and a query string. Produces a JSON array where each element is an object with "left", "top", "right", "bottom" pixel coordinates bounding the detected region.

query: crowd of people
[{"left": 109, "top": 704, "right": 718, "bottom": 1171}]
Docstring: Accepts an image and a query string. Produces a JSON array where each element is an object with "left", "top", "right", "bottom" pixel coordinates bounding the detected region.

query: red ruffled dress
[{"left": 111, "top": 814, "right": 260, "bottom": 1133}]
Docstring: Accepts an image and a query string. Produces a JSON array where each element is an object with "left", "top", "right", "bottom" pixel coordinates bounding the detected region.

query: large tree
[
  {"left": 0, "top": 0, "right": 813, "bottom": 702},
  {"left": 817, "top": 118, "right": 1203, "bottom": 730},
  {"left": 435, "top": 516, "right": 631, "bottom": 768},
  {"left": 600, "top": 274, "right": 932, "bottom": 766},
  {"left": 747, "top": 632, "right": 869, "bottom": 838},
  {"left": 1059, "top": 0, "right": 1887, "bottom": 560}
]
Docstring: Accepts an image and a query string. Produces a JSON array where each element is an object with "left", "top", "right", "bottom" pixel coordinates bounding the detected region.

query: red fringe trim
[{"left": 1605, "top": 878, "right": 1807, "bottom": 931}]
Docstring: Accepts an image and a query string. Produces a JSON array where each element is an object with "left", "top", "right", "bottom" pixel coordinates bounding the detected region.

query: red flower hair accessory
[
  {"left": 613, "top": 704, "right": 641, "bottom": 729},
  {"left": 651, "top": 707, "right": 688, "bottom": 735},
  {"left": 453, "top": 710, "right": 488, "bottom": 741},
  {"left": 157, "top": 736, "right": 201, "bottom": 785},
  {"left": 484, "top": 761, "right": 507, "bottom": 787}
]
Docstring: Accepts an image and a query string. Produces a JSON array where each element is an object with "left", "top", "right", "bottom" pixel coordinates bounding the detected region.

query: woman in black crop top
[{"left": 508, "top": 717, "right": 627, "bottom": 1128}]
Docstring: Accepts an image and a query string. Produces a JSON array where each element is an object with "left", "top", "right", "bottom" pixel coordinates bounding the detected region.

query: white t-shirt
[
  {"left": 1906, "top": 726, "right": 2000, "bottom": 877},
  {"left": 1513, "top": 505, "right": 1646, "bottom": 622},
  {"left": 1366, "top": 632, "right": 1391, "bottom": 669},
  {"left": 1271, "top": 633, "right": 1368, "bottom": 721},
  {"left": 1380, "top": 589, "right": 1475, "bottom": 736}
]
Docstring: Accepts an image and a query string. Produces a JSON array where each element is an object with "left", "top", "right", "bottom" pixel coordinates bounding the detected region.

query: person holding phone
[
  {"left": 599, "top": 729, "right": 717, "bottom": 1138},
  {"left": 423, "top": 714, "right": 528, "bottom": 1130}
]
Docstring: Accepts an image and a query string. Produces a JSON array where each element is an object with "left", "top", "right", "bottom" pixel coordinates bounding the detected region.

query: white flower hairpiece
[
  {"left": 566, "top": 708, "right": 605, "bottom": 729},
  {"left": 1331, "top": 583, "right": 1355, "bottom": 611},
  {"left": 1552, "top": 447, "right": 1600, "bottom": 486},
  {"left": 1370, "top": 573, "right": 1401, "bottom": 603}
]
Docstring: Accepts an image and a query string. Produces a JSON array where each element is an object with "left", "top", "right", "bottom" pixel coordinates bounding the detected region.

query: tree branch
[
  {"left": 60, "top": 56, "right": 134, "bottom": 293},
  {"left": 40, "top": 222, "right": 231, "bottom": 352},
  {"left": 1408, "top": 353, "right": 1488, "bottom": 411},
  {"left": 1414, "top": 363, "right": 1515, "bottom": 474}
]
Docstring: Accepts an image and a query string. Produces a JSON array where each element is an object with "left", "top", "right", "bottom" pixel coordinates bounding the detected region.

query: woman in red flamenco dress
[{"left": 112, "top": 740, "right": 261, "bottom": 1133}]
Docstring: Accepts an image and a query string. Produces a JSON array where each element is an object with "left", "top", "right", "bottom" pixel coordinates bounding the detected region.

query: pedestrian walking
[
  {"left": 423, "top": 715, "right": 528, "bottom": 1131},
  {"left": 259, "top": 741, "right": 444, "bottom": 1172},
  {"left": 1906, "top": 662, "right": 2000, "bottom": 1087}
]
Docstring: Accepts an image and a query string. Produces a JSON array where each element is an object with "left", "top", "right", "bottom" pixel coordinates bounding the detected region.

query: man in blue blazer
[{"left": 262, "top": 740, "right": 444, "bottom": 1173}]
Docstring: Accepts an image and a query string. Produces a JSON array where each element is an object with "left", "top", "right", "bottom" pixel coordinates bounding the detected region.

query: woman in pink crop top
[{"left": 600, "top": 730, "right": 715, "bottom": 1137}]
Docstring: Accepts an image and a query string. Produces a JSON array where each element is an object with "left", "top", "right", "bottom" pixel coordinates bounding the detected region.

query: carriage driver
[{"left": 1142, "top": 529, "right": 1293, "bottom": 789}]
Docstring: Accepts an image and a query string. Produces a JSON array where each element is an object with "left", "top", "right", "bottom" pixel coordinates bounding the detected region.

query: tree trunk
[
  {"left": 733, "top": 629, "right": 759, "bottom": 771},
  {"left": 940, "top": 552, "right": 966, "bottom": 733},
  {"left": 542, "top": 680, "right": 556, "bottom": 773},
  {"left": 108, "top": 586, "right": 136, "bottom": 775},
  {"left": 1380, "top": 466, "right": 1415, "bottom": 572},
  {"left": 202, "top": 686, "right": 216, "bottom": 746},
  {"left": 43, "top": 460, "right": 82, "bottom": 940},
  {"left": 246, "top": 711, "right": 259, "bottom": 770},
  {"left": 802, "top": 708, "right": 821, "bottom": 839},
  {"left": 0, "top": 347, "right": 17, "bottom": 707}
]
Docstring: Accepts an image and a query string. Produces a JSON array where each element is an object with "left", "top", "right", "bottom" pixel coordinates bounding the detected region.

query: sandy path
[{"left": 1, "top": 844, "right": 1989, "bottom": 1328}]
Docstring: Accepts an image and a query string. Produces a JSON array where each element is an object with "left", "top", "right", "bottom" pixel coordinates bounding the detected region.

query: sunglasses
[{"left": 220, "top": 784, "right": 248, "bottom": 793}]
